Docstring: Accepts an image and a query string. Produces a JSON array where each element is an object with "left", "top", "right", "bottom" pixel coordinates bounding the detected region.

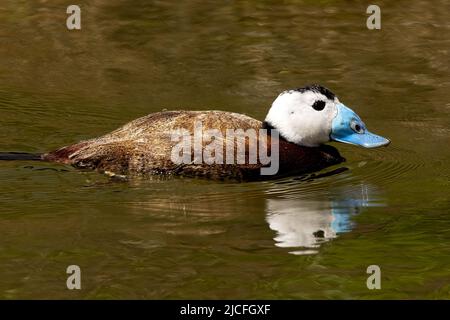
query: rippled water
[{"left": 0, "top": 0, "right": 449, "bottom": 299}]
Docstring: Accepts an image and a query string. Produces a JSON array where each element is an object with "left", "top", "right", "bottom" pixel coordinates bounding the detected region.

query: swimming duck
[{"left": 1, "top": 85, "right": 389, "bottom": 180}]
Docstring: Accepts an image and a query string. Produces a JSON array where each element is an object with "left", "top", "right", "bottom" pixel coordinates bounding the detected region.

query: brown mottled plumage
[{"left": 42, "top": 111, "right": 344, "bottom": 181}]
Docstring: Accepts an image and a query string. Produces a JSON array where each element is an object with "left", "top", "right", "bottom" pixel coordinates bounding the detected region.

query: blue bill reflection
[{"left": 266, "top": 184, "right": 384, "bottom": 255}]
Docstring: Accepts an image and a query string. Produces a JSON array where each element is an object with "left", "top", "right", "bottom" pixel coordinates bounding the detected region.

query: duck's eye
[
  {"left": 312, "top": 100, "right": 326, "bottom": 111},
  {"left": 351, "top": 121, "right": 364, "bottom": 134}
]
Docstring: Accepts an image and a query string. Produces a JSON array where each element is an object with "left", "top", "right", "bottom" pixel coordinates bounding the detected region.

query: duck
[{"left": 1, "top": 85, "right": 390, "bottom": 181}]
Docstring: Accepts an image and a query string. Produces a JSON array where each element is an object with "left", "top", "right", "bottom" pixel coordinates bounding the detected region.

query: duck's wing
[{"left": 43, "top": 110, "right": 264, "bottom": 178}]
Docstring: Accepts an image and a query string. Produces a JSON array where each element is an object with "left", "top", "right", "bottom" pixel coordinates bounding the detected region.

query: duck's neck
[
  {"left": 261, "top": 120, "right": 343, "bottom": 159},
  {"left": 261, "top": 120, "right": 288, "bottom": 142}
]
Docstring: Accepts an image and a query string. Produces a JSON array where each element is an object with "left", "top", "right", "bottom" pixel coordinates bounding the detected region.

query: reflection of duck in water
[
  {"left": 266, "top": 184, "right": 380, "bottom": 255},
  {"left": 266, "top": 200, "right": 337, "bottom": 254},
  {"left": 1, "top": 85, "right": 389, "bottom": 180}
]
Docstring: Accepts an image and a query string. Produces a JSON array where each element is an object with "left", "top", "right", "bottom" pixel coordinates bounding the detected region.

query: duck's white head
[{"left": 264, "top": 85, "right": 390, "bottom": 148}]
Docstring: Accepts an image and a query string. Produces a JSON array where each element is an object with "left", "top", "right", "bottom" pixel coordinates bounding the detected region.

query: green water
[{"left": 0, "top": 0, "right": 449, "bottom": 299}]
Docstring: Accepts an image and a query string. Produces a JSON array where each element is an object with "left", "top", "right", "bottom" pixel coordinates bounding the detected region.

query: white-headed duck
[{"left": 1, "top": 85, "right": 389, "bottom": 181}]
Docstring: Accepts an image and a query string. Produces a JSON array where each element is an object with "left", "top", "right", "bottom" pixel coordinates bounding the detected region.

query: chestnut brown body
[{"left": 43, "top": 111, "right": 344, "bottom": 181}]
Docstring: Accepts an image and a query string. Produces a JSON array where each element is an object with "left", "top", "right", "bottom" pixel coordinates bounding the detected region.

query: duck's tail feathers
[{"left": 0, "top": 152, "right": 43, "bottom": 161}]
